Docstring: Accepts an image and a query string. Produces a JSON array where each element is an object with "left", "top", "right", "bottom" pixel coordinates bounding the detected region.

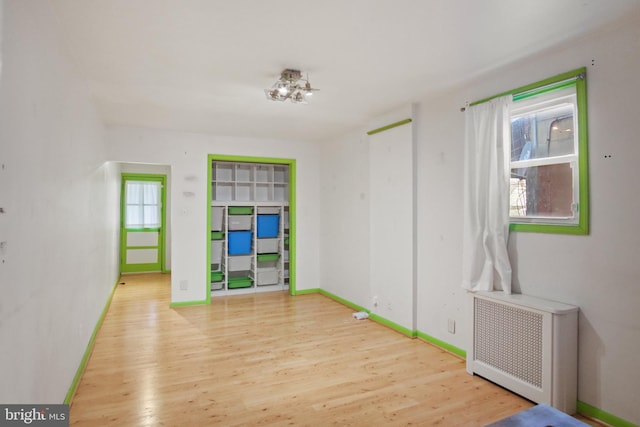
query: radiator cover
[{"left": 467, "top": 292, "right": 578, "bottom": 414}]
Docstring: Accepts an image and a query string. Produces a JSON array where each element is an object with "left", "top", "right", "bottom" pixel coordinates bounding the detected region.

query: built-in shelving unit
[
  {"left": 210, "top": 161, "right": 289, "bottom": 296},
  {"left": 212, "top": 162, "right": 289, "bottom": 203}
]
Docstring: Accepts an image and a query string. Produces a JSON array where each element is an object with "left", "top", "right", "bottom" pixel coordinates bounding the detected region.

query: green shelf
[
  {"left": 227, "top": 277, "right": 253, "bottom": 289},
  {"left": 257, "top": 253, "right": 280, "bottom": 262},
  {"left": 228, "top": 206, "right": 254, "bottom": 215}
]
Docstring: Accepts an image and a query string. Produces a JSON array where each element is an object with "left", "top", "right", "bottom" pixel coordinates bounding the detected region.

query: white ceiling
[{"left": 50, "top": 0, "right": 640, "bottom": 143}]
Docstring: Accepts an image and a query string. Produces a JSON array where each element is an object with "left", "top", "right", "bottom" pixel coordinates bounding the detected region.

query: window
[
  {"left": 124, "top": 180, "right": 162, "bottom": 228},
  {"left": 507, "top": 69, "right": 589, "bottom": 234}
]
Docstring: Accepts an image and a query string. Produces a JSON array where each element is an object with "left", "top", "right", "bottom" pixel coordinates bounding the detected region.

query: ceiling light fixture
[{"left": 264, "top": 69, "right": 319, "bottom": 104}]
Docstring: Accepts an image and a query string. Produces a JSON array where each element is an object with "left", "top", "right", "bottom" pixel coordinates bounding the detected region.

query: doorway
[{"left": 120, "top": 173, "right": 167, "bottom": 273}]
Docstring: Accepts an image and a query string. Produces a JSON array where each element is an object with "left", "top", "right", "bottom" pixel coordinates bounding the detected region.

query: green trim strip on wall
[
  {"left": 417, "top": 331, "right": 466, "bottom": 359},
  {"left": 470, "top": 67, "right": 586, "bottom": 107},
  {"left": 512, "top": 79, "right": 577, "bottom": 102},
  {"left": 170, "top": 300, "right": 208, "bottom": 307},
  {"left": 577, "top": 401, "right": 637, "bottom": 427},
  {"left": 207, "top": 155, "right": 297, "bottom": 304},
  {"left": 64, "top": 279, "right": 120, "bottom": 404},
  {"left": 367, "top": 118, "right": 412, "bottom": 136}
]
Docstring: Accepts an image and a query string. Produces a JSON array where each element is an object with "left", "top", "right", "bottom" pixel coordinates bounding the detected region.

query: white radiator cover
[{"left": 467, "top": 291, "right": 579, "bottom": 414}]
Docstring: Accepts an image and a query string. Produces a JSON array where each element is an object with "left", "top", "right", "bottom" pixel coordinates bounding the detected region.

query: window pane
[
  {"left": 125, "top": 182, "right": 142, "bottom": 204},
  {"left": 126, "top": 206, "right": 143, "bottom": 227},
  {"left": 510, "top": 163, "right": 574, "bottom": 219},
  {"left": 511, "top": 103, "right": 575, "bottom": 162},
  {"left": 143, "top": 205, "right": 160, "bottom": 228},
  {"left": 124, "top": 180, "right": 161, "bottom": 228}
]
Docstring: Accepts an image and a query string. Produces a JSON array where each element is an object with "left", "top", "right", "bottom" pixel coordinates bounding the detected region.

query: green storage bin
[
  {"left": 257, "top": 253, "right": 280, "bottom": 262},
  {"left": 228, "top": 206, "right": 254, "bottom": 215},
  {"left": 211, "top": 231, "right": 224, "bottom": 240},
  {"left": 211, "top": 271, "right": 224, "bottom": 282},
  {"left": 228, "top": 277, "right": 253, "bottom": 289}
]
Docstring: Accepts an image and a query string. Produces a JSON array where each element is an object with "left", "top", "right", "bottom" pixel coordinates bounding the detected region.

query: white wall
[
  {"left": 0, "top": 0, "right": 119, "bottom": 403},
  {"left": 106, "top": 127, "right": 321, "bottom": 304},
  {"left": 321, "top": 11, "right": 640, "bottom": 425},
  {"left": 318, "top": 129, "right": 370, "bottom": 305},
  {"left": 119, "top": 162, "right": 172, "bottom": 270},
  {"left": 319, "top": 112, "right": 416, "bottom": 331},
  {"left": 368, "top": 116, "right": 414, "bottom": 329}
]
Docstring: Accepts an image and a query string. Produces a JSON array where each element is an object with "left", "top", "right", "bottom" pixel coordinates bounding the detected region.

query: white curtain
[
  {"left": 462, "top": 95, "right": 513, "bottom": 294},
  {"left": 125, "top": 181, "right": 161, "bottom": 228}
]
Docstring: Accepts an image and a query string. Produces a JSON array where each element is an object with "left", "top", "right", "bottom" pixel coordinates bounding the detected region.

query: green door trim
[
  {"left": 207, "top": 155, "right": 296, "bottom": 304},
  {"left": 120, "top": 173, "right": 167, "bottom": 273}
]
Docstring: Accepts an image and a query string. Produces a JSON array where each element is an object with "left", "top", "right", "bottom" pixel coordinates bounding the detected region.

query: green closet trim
[
  {"left": 65, "top": 279, "right": 120, "bottom": 404},
  {"left": 417, "top": 331, "right": 466, "bottom": 358},
  {"left": 206, "top": 154, "right": 296, "bottom": 304},
  {"left": 577, "top": 401, "right": 636, "bottom": 427},
  {"left": 170, "top": 300, "right": 208, "bottom": 307},
  {"left": 367, "top": 118, "right": 412, "bottom": 135}
]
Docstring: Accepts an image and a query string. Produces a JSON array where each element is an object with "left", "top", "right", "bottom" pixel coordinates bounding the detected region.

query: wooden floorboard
[{"left": 69, "top": 273, "right": 603, "bottom": 426}]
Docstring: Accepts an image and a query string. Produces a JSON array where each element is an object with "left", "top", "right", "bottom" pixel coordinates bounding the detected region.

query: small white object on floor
[{"left": 353, "top": 311, "right": 369, "bottom": 320}]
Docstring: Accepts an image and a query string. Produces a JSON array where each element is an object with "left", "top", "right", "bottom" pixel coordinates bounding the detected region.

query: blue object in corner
[{"left": 257, "top": 214, "right": 279, "bottom": 238}]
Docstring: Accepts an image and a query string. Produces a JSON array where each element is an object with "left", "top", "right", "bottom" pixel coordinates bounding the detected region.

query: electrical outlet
[
  {"left": 448, "top": 318, "right": 456, "bottom": 334},
  {"left": 180, "top": 280, "right": 188, "bottom": 290}
]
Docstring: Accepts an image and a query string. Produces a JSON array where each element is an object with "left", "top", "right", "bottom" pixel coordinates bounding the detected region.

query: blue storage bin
[
  {"left": 257, "top": 214, "right": 279, "bottom": 238},
  {"left": 228, "top": 231, "right": 252, "bottom": 255}
]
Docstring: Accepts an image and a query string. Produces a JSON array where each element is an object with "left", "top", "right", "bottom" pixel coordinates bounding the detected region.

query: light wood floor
[{"left": 70, "top": 273, "right": 603, "bottom": 426}]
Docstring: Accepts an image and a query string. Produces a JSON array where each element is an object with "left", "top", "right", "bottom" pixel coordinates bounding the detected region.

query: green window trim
[{"left": 472, "top": 67, "right": 589, "bottom": 235}]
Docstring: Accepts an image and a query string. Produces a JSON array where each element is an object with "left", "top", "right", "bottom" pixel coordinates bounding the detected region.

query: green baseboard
[
  {"left": 318, "top": 289, "right": 368, "bottom": 313},
  {"left": 315, "top": 290, "right": 415, "bottom": 338},
  {"left": 368, "top": 313, "right": 416, "bottom": 338},
  {"left": 170, "top": 299, "right": 207, "bottom": 307},
  {"left": 292, "top": 288, "right": 321, "bottom": 296},
  {"left": 577, "top": 401, "right": 637, "bottom": 427},
  {"left": 64, "top": 278, "right": 120, "bottom": 404},
  {"left": 416, "top": 331, "right": 466, "bottom": 358}
]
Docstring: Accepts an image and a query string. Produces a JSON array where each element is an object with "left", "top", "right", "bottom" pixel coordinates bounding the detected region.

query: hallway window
[{"left": 125, "top": 181, "right": 161, "bottom": 228}]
